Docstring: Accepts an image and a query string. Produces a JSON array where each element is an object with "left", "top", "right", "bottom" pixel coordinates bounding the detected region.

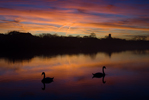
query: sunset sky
[{"left": 0, "top": 0, "right": 149, "bottom": 39}]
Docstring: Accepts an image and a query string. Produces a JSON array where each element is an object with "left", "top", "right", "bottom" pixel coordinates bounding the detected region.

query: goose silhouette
[
  {"left": 41, "top": 72, "right": 54, "bottom": 90},
  {"left": 92, "top": 66, "right": 106, "bottom": 83}
]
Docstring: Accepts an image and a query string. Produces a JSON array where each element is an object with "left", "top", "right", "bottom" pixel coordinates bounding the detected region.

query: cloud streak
[{"left": 0, "top": 0, "right": 149, "bottom": 39}]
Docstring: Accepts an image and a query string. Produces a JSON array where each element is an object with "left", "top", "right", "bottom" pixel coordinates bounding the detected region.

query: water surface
[{"left": 0, "top": 50, "right": 149, "bottom": 100}]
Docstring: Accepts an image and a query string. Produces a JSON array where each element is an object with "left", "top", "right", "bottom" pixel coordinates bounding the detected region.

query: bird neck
[
  {"left": 43, "top": 73, "right": 45, "bottom": 79},
  {"left": 102, "top": 67, "right": 105, "bottom": 74}
]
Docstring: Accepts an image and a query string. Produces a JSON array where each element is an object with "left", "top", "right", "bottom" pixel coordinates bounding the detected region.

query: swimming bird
[
  {"left": 92, "top": 66, "right": 106, "bottom": 78},
  {"left": 41, "top": 72, "right": 54, "bottom": 83},
  {"left": 41, "top": 72, "right": 54, "bottom": 90},
  {"left": 92, "top": 66, "right": 106, "bottom": 83}
]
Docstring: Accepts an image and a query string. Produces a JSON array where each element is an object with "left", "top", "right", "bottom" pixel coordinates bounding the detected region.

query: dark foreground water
[{"left": 0, "top": 50, "right": 149, "bottom": 100}]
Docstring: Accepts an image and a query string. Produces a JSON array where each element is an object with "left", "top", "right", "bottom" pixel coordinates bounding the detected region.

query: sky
[{"left": 0, "top": 0, "right": 149, "bottom": 39}]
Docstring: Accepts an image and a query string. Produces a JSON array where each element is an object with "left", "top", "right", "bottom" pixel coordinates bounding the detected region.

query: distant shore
[
  {"left": 0, "top": 31, "right": 149, "bottom": 62},
  {"left": 0, "top": 31, "right": 148, "bottom": 51}
]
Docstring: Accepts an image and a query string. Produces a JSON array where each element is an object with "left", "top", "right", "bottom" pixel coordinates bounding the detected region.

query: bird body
[
  {"left": 42, "top": 77, "right": 54, "bottom": 83},
  {"left": 41, "top": 72, "right": 54, "bottom": 83},
  {"left": 92, "top": 66, "right": 106, "bottom": 77},
  {"left": 92, "top": 72, "right": 104, "bottom": 78}
]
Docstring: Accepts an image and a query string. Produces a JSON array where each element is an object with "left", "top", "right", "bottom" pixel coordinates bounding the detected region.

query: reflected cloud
[
  {"left": 0, "top": 50, "right": 148, "bottom": 82},
  {"left": 0, "top": 50, "right": 149, "bottom": 99}
]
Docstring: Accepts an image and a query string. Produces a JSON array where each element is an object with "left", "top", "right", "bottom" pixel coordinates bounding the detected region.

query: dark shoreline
[{"left": 0, "top": 31, "right": 149, "bottom": 62}]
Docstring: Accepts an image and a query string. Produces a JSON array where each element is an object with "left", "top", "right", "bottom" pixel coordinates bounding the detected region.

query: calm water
[{"left": 0, "top": 50, "right": 149, "bottom": 100}]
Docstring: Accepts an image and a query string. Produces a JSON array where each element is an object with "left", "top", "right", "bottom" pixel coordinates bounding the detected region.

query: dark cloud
[
  {"left": 77, "top": 9, "right": 87, "bottom": 13},
  {"left": 0, "top": 19, "right": 20, "bottom": 23}
]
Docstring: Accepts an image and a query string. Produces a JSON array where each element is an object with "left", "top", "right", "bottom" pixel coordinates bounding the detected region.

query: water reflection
[
  {"left": 0, "top": 50, "right": 149, "bottom": 100},
  {"left": 92, "top": 75, "right": 106, "bottom": 84},
  {"left": 92, "top": 66, "right": 106, "bottom": 84},
  {"left": 41, "top": 72, "right": 54, "bottom": 90},
  {"left": 0, "top": 50, "right": 123, "bottom": 63}
]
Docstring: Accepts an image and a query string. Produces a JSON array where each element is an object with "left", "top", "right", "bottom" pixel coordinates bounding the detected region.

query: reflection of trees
[
  {"left": 88, "top": 53, "right": 97, "bottom": 59},
  {"left": 0, "top": 50, "right": 121, "bottom": 63},
  {"left": 104, "top": 52, "right": 112, "bottom": 58},
  {"left": 0, "top": 63, "right": 22, "bottom": 72},
  {"left": 2, "top": 53, "right": 33, "bottom": 63},
  {"left": 132, "top": 50, "right": 149, "bottom": 55}
]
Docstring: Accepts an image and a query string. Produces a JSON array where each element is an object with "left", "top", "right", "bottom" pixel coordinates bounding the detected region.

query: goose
[{"left": 41, "top": 72, "right": 54, "bottom": 83}]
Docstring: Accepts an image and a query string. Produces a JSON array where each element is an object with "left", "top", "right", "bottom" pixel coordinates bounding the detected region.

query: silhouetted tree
[
  {"left": 83, "top": 36, "right": 89, "bottom": 38},
  {"left": 39, "top": 33, "right": 52, "bottom": 38},
  {"left": 0, "top": 30, "right": 148, "bottom": 56},
  {"left": 8, "top": 31, "right": 20, "bottom": 35},
  {"left": 133, "top": 36, "right": 147, "bottom": 41},
  {"left": 39, "top": 33, "right": 59, "bottom": 38},
  {"left": 53, "top": 33, "right": 58, "bottom": 37},
  {"left": 89, "top": 33, "right": 96, "bottom": 38},
  {"left": 76, "top": 35, "right": 80, "bottom": 38},
  {"left": 7, "top": 31, "right": 32, "bottom": 37},
  {"left": 68, "top": 35, "right": 73, "bottom": 37}
]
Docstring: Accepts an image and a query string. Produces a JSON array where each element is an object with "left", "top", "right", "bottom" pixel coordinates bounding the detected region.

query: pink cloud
[{"left": 0, "top": 0, "right": 149, "bottom": 38}]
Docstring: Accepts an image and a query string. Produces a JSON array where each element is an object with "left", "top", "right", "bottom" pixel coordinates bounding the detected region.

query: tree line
[{"left": 0, "top": 31, "right": 148, "bottom": 53}]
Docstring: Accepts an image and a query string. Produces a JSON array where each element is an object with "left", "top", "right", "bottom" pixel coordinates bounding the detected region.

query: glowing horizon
[{"left": 0, "top": 0, "right": 149, "bottom": 39}]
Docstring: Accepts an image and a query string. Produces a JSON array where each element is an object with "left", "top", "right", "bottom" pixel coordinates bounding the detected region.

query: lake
[{"left": 0, "top": 50, "right": 149, "bottom": 100}]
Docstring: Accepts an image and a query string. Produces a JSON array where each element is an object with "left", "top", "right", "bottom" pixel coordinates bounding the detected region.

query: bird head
[
  {"left": 41, "top": 72, "right": 45, "bottom": 75},
  {"left": 103, "top": 66, "right": 106, "bottom": 69}
]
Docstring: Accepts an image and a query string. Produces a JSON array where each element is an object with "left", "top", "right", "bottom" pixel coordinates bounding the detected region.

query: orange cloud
[{"left": 0, "top": 0, "right": 149, "bottom": 38}]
